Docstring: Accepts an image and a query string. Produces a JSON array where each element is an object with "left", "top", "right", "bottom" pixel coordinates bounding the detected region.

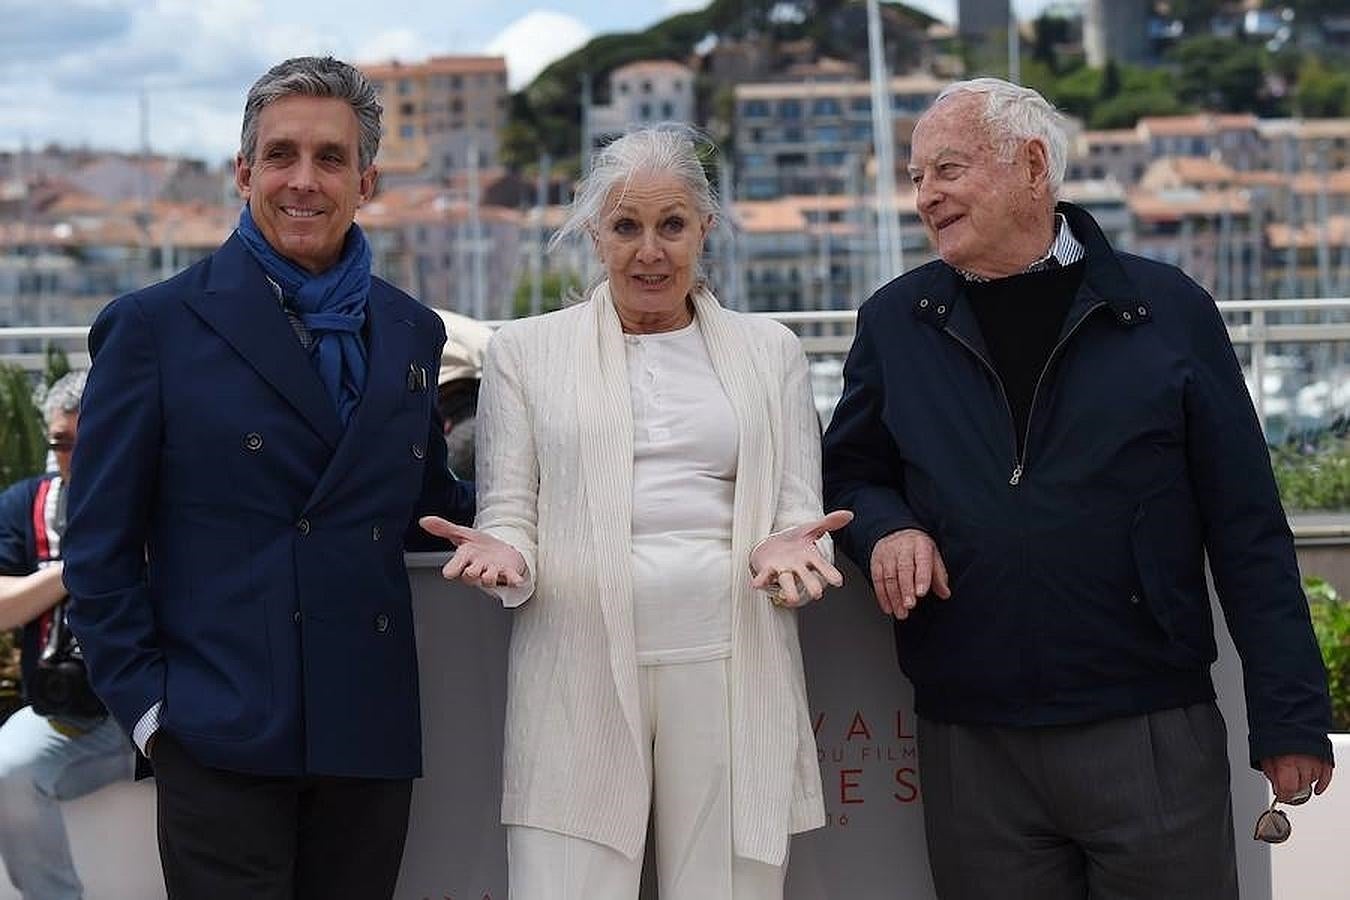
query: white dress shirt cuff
[{"left": 132, "top": 701, "right": 162, "bottom": 756}]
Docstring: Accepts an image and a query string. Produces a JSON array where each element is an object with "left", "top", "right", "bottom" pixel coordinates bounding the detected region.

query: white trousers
[{"left": 508, "top": 657, "right": 787, "bottom": 900}]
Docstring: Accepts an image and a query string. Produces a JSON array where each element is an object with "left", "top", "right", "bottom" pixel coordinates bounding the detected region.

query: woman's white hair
[
  {"left": 550, "top": 123, "right": 720, "bottom": 261},
  {"left": 933, "top": 78, "right": 1069, "bottom": 196}
]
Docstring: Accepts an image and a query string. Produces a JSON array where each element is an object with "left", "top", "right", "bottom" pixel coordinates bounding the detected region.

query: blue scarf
[{"left": 236, "top": 205, "right": 371, "bottom": 426}]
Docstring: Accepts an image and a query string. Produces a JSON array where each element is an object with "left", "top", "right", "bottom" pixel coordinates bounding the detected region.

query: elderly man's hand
[
  {"left": 1260, "top": 753, "right": 1334, "bottom": 803},
  {"left": 419, "top": 516, "right": 527, "bottom": 592},
  {"left": 749, "top": 510, "right": 854, "bottom": 608},
  {"left": 870, "top": 529, "right": 951, "bottom": 619}
]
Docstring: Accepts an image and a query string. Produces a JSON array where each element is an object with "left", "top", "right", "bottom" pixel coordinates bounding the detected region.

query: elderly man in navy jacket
[
  {"left": 62, "top": 56, "right": 473, "bottom": 899},
  {"left": 823, "top": 78, "right": 1333, "bottom": 899}
]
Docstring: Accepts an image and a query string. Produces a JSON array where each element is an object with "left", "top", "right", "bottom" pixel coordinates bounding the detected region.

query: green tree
[
  {"left": 43, "top": 346, "right": 70, "bottom": 388},
  {"left": 1031, "top": 11, "right": 1072, "bottom": 74},
  {"left": 512, "top": 271, "right": 580, "bottom": 319},
  {"left": 0, "top": 364, "right": 44, "bottom": 488},
  {"left": 1306, "top": 577, "right": 1350, "bottom": 732},
  {"left": 1296, "top": 59, "right": 1350, "bottom": 117},
  {"left": 1049, "top": 64, "right": 1102, "bottom": 121},
  {"left": 500, "top": 121, "right": 545, "bottom": 171},
  {"left": 1089, "top": 91, "right": 1187, "bottom": 129},
  {"left": 1098, "top": 60, "right": 1122, "bottom": 102},
  {"left": 1173, "top": 36, "right": 1269, "bottom": 113}
]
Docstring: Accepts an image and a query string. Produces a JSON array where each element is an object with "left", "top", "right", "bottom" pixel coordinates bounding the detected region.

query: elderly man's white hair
[
  {"left": 38, "top": 369, "right": 87, "bottom": 426},
  {"left": 931, "top": 78, "right": 1070, "bottom": 197}
]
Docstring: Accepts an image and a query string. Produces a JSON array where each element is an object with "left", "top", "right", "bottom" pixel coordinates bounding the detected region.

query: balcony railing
[{"left": 3, "top": 297, "right": 1350, "bottom": 440}]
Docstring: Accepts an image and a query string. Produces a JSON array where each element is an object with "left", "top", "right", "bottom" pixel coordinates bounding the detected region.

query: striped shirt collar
[{"left": 956, "top": 212, "right": 1085, "bottom": 283}]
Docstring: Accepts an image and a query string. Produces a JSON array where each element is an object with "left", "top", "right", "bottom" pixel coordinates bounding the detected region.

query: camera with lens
[{"left": 29, "top": 601, "right": 105, "bottom": 719}]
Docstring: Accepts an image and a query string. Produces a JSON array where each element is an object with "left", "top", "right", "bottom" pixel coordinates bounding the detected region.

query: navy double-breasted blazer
[{"left": 64, "top": 234, "right": 474, "bottom": 779}]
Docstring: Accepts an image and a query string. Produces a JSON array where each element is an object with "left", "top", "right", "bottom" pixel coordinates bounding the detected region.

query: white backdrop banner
[{"left": 397, "top": 556, "right": 1269, "bottom": 900}]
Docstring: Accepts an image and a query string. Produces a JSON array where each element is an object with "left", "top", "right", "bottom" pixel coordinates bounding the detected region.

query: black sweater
[{"left": 965, "top": 260, "right": 1086, "bottom": 453}]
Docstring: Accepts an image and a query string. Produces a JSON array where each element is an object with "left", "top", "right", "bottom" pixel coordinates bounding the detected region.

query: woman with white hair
[{"left": 421, "top": 125, "right": 850, "bottom": 899}]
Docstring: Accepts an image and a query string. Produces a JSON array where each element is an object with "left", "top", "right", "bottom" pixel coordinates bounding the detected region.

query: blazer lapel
[
  {"left": 303, "top": 283, "right": 414, "bottom": 510},
  {"left": 575, "top": 283, "right": 644, "bottom": 756},
  {"left": 187, "top": 235, "right": 344, "bottom": 449}
]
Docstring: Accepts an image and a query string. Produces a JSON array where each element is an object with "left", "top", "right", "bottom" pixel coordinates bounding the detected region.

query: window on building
[
  {"left": 400, "top": 102, "right": 415, "bottom": 116},
  {"left": 400, "top": 124, "right": 415, "bottom": 139},
  {"left": 642, "top": 80, "right": 652, "bottom": 94},
  {"left": 850, "top": 97, "right": 871, "bottom": 113},
  {"left": 813, "top": 125, "right": 841, "bottom": 144},
  {"left": 780, "top": 99, "right": 802, "bottom": 119},
  {"left": 812, "top": 98, "right": 841, "bottom": 116},
  {"left": 619, "top": 82, "right": 629, "bottom": 95},
  {"left": 818, "top": 150, "right": 847, "bottom": 165},
  {"left": 662, "top": 102, "right": 674, "bottom": 118},
  {"left": 783, "top": 126, "right": 803, "bottom": 143},
  {"left": 641, "top": 102, "right": 652, "bottom": 120},
  {"left": 398, "top": 79, "right": 411, "bottom": 95},
  {"left": 743, "top": 100, "right": 770, "bottom": 118},
  {"left": 849, "top": 123, "right": 872, "bottom": 141}
]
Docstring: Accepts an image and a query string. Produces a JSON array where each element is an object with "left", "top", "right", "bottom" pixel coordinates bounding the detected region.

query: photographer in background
[{"left": 0, "top": 371, "right": 133, "bottom": 900}]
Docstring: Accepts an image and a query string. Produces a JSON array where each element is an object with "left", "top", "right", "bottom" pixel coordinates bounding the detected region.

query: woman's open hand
[
  {"left": 419, "top": 516, "right": 527, "bottom": 591},
  {"left": 749, "top": 510, "right": 854, "bottom": 608}
]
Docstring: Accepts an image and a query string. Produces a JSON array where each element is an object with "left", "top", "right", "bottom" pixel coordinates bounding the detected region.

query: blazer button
[
  {"left": 1129, "top": 594, "right": 1141, "bottom": 605},
  {"left": 372, "top": 524, "right": 383, "bottom": 542},
  {"left": 293, "top": 610, "right": 303, "bottom": 624},
  {"left": 411, "top": 442, "right": 425, "bottom": 460},
  {"left": 243, "top": 432, "right": 263, "bottom": 451},
  {"left": 297, "top": 518, "right": 311, "bottom": 535},
  {"left": 374, "top": 613, "right": 390, "bottom": 634}
]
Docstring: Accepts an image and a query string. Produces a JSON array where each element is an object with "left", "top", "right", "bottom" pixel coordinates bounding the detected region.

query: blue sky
[{"left": 1, "top": 0, "right": 1056, "bottom": 162}]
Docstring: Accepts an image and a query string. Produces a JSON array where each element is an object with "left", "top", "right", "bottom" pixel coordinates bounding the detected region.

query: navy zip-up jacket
[{"left": 823, "top": 202, "right": 1332, "bottom": 767}]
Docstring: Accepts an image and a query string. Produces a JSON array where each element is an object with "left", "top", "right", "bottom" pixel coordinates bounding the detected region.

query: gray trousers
[{"left": 917, "top": 702, "right": 1239, "bottom": 900}]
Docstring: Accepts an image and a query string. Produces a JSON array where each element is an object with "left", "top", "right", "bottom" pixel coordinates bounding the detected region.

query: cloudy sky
[{"left": 1, "top": 0, "right": 1053, "bottom": 163}]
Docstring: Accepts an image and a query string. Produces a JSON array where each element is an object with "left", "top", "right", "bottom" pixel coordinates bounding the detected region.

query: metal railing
[{"left": 4, "top": 298, "right": 1350, "bottom": 438}]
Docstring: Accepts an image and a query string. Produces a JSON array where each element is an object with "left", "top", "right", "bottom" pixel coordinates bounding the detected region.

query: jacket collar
[{"left": 911, "top": 201, "right": 1151, "bottom": 333}]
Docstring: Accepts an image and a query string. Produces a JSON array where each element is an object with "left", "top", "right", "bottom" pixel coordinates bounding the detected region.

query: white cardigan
[{"left": 475, "top": 282, "right": 827, "bottom": 866}]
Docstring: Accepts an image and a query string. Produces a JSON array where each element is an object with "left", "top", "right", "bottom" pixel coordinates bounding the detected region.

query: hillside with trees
[{"left": 500, "top": 0, "right": 938, "bottom": 169}]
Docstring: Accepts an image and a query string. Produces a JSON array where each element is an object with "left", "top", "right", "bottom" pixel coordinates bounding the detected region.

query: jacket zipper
[{"left": 945, "top": 300, "right": 1106, "bottom": 486}]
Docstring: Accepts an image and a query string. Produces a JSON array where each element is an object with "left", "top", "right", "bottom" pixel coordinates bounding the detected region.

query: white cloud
[
  {"left": 484, "top": 11, "right": 593, "bottom": 91},
  {"left": 354, "top": 28, "right": 436, "bottom": 65},
  {"left": 663, "top": 0, "right": 707, "bottom": 13}
]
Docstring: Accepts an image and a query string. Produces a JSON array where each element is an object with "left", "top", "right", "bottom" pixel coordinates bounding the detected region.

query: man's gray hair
[
  {"left": 933, "top": 78, "right": 1069, "bottom": 196},
  {"left": 240, "top": 56, "right": 383, "bottom": 171},
  {"left": 39, "top": 370, "right": 87, "bottom": 425},
  {"left": 551, "top": 124, "right": 720, "bottom": 256}
]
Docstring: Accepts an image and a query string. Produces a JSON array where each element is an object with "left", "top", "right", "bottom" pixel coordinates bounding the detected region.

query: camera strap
[{"left": 30, "top": 475, "right": 64, "bottom": 648}]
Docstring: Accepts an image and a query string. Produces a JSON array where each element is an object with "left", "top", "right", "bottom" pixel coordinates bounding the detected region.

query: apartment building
[
  {"left": 1067, "top": 129, "right": 1149, "bottom": 185},
  {"left": 361, "top": 56, "right": 509, "bottom": 180},
  {"left": 1259, "top": 119, "right": 1350, "bottom": 173},
  {"left": 734, "top": 74, "right": 945, "bottom": 200},
  {"left": 1129, "top": 187, "right": 1260, "bottom": 300},
  {"left": 590, "top": 60, "right": 697, "bottom": 142},
  {"left": 357, "top": 184, "right": 523, "bottom": 319},
  {"left": 0, "top": 199, "right": 229, "bottom": 327},
  {"left": 1136, "top": 114, "right": 1263, "bottom": 170}
]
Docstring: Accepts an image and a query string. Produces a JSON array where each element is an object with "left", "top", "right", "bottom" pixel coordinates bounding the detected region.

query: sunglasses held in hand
[{"left": 1253, "top": 785, "right": 1313, "bottom": 844}]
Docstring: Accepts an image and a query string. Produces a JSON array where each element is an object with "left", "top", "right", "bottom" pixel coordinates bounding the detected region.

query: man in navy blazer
[{"left": 62, "top": 56, "right": 474, "bottom": 899}]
